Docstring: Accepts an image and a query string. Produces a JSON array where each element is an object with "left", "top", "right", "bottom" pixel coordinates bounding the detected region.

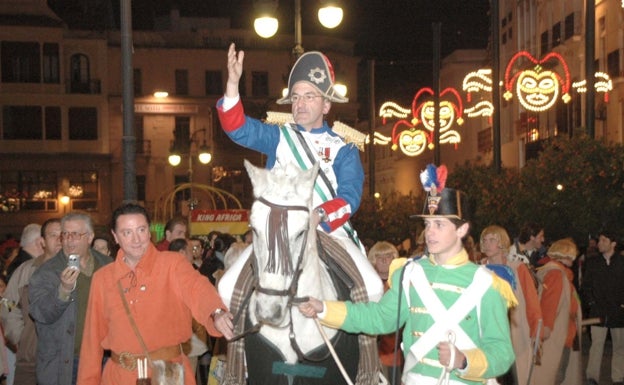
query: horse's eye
[{"left": 294, "top": 230, "right": 306, "bottom": 242}]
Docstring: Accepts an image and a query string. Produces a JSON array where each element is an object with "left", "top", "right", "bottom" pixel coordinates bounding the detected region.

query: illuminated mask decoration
[
  {"left": 504, "top": 51, "right": 571, "bottom": 112},
  {"left": 379, "top": 87, "right": 464, "bottom": 157}
]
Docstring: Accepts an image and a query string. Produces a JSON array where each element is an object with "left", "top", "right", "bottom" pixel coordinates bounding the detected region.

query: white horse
[{"left": 243, "top": 159, "right": 339, "bottom": 363}]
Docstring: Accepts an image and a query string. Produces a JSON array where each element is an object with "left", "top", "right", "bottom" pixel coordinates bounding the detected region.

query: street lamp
[
  {"left": 168, "top": 127, "right": 212, "bottom": 210},
  {"left": 253, "top": 0, "right": 344, "bottom": 58}
]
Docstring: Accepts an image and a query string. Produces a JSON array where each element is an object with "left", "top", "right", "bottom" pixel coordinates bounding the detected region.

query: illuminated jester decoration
[
  {"left": 504, "top": 51, "right": 571, "bottom": 112},
  {"left": 379, "top": 87, "right": 464, "bottom": 157}
]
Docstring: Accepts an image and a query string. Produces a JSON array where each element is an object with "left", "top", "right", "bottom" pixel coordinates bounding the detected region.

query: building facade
[
  {"left": 0, "top": 1, "right": 360, "bottom": 237},
  {"left": 363, "top": 0, "right": 624, "bottom": 201}
]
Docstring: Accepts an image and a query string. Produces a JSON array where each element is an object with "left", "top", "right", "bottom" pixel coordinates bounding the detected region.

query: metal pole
[
  {"left": 293, "top": 0, "right": 304, "bottom": 58},
  {"left": 585, "top": 0, "right": 595, "bottom": 138},
  {"left": 368, "top": 59, "right": 376, "bottom": 197},
  {"left": 491, "top": 0, "right": 502, "bottom": 172},
  {"left": 188, "top": 151, "right": 194, "bottom": 210},
  {"left": 432, "top": 23, "right": 441, "bottom": 166},
  {"left": 121, "top": 0, "right": 137, "bottom": 202}
]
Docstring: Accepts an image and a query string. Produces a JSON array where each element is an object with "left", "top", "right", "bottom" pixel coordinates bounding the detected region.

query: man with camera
[{"left": 29, "top": 212, "right": 113, "bottom": 385}]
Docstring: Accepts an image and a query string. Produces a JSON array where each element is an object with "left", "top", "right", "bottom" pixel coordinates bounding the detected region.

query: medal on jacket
[{"left": 319, "top": 147, "right": 331, "bottom": 162}]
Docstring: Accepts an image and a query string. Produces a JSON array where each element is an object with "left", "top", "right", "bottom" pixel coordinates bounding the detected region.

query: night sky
[{"left": 48, "top": 0, "right": 491, "bottom": 106}]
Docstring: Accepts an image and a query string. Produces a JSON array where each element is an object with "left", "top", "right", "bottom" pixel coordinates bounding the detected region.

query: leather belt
[{"left": 111, "top": 344, "right": 183, "bottom": 371}]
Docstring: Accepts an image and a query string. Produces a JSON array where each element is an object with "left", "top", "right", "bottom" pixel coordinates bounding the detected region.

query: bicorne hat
[{"left": 276, "top": 51, "right": 348, "bottom": 105}]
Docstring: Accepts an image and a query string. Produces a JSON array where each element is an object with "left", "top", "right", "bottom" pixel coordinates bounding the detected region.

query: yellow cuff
[
  {"left": 458, "top": 348, "right": 487, "bottom": 380},
  {"left": 319, "top": 301, "right": 347, "bottom": 328}
]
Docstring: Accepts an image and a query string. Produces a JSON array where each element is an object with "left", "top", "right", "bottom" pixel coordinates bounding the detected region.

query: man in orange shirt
[{"left": 77, "top": 203, "right": 232, "bottom": 385}]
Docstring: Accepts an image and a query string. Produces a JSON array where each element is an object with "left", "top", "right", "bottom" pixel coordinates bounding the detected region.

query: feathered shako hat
[{"left": 412, "top": 164, "right": 468, "bottom": 221}]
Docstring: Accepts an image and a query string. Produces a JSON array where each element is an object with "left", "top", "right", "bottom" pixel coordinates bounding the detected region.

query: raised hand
[{"left": 225, "top": 43, "right": 244, "bottom": 98}]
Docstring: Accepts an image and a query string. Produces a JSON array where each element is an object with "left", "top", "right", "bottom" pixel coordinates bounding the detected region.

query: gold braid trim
[{"left": 265, "top": 111, "right": 367, "bottom": 151}]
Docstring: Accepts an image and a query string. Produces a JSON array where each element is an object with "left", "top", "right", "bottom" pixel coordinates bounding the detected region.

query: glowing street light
[{"left": 253, "top": 0, "right": 344, "bottom": 58}]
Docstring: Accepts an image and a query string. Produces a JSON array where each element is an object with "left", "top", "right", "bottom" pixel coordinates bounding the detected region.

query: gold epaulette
[
  {"left": 332, "top": 121, "right": 367, "bottom": 151},
  {"left": 491, "top": 273, "right": 519, "bottom": 308},
  {"left": 264, "top": 112, "right": 367, "bottom": 152},
  {"left": 387, "top": 257, "right": 409, "bottom": 288},
  {"left": 265, "top": 111, "right": 294, "bottom": 125}
]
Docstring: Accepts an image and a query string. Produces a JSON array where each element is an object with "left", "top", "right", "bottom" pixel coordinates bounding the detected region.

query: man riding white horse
[{"left": 215, "top": 43, "right": 383, "bottom": 312}]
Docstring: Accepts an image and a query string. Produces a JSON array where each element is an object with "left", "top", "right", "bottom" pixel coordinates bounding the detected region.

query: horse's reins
[
  {"left": 229, "top": 197, "right": 346, "bottom": 365},
  {"left": 229, "top": 196, "right": 310, "bottom": 342}
]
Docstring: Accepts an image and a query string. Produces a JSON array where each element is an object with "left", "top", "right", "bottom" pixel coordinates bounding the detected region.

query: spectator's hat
[
  {"left": 412, "top": 164, "right": 469, "bottom": 221},
  {"left": 276, "top": 51, "right": 348, "bottom": 105}
]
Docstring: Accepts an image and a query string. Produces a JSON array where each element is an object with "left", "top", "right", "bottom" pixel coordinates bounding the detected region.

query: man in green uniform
[{"left": 299, "top": 165, "right": 516, "bottom": 385}]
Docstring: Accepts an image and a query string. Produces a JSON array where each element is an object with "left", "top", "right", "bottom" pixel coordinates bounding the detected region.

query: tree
[
  {"left": 518, "top": 134, "right": 624, "bottom": 243},
  {"left": 352, "top": 191, "right": 421, "bottom": 250},
  {"left": 353, "top": 134, "right": 624, "bottom": 251}
]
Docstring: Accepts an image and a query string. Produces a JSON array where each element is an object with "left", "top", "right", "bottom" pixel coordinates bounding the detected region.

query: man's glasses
[
  {"left": 290, "top": 93, "right": 323, "bottom": 104},
  {"left": 61, "top": 231, "right": 89, "bottom": 241}
]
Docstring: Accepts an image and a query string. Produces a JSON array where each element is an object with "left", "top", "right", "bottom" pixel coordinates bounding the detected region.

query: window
[
  {"left": 564, "top": 13, "right": 575, "bottom": 41},
  {"left": 477, "top": 127, "right": 493, "bottom": 153},
  {"left": 43, "top": 43, "right": 59, "bottom": 83},
  {"left": 2, "top": 106, "right": 42, "bottom": 139},
  {"left": 66, "top": 171, "right": 99, "bottom": 211},
  {"left": 68, "top": 107, "right": 98, "bottom": 140},
  {"left": 70, "top": 54, "right": 90, "bottom": 93},
  {"left": 540, "top": 31, "right": 549, "bottom": 56},
  {"left": 252, "top": 71, "right": 269, "bottom": 97},
  {"left": 1, "top": 41, "right": 40, "bottom": 83},
  {"left": 137, "top": 175, "right": 146, "bottom": 202},
  {"left": 205, "top": 70, "right": 223, "bottom": 95},
  {"left": 0, "top": 171, "right": 58, "bottom": 212},
  {"left": 607, "top": 50, "right": 620, "bottom": 78},
  {"left": 45, "top": 107, "right": 61, "bottom": 140},
  {"left": 174, "top": 116, "right": 191, "bottom": 153},
  {"left": 134, "top": 68, "right": 142, "bottom": 96},
  {"left": 175, "top": 69, "right": 189, "bottom": 95},
  {"left": 552, "top": 22, "right": 561, "bottom": 48}
]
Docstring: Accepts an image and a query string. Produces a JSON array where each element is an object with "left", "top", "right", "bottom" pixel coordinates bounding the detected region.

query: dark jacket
[
  {"left": 581, "top": 252, "right": 624, "bottom": 328},
  {"left": 29, "top": 249, "right": 112, "bottom": 385}
]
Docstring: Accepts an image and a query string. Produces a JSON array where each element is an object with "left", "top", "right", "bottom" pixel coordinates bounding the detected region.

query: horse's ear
[
  {"left": 297, "top": 163, "right": 320, "bottom": 198},
  {"left": 244, "top": 159, "right": 266, "bottom": 197}
]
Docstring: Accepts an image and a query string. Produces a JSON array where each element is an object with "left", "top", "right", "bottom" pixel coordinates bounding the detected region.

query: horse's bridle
[
  {"left": 230, "top": 197, "right": 336, "bottom": 362},
  {"left": 253, "top": 196, "right": 309, "bottom": 300}
]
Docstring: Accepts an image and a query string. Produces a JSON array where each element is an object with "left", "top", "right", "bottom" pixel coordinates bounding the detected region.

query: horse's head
[{"left": 244, "top": 160, "right": 319, "bottom": 327}]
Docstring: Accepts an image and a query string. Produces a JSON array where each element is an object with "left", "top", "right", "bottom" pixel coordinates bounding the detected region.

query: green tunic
[{"left": 336, "top": 252, "right": 515, "bottom": 384}]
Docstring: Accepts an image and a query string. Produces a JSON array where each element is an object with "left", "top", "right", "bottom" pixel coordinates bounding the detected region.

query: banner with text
[{"left": 190, "top": 209, "right": 249, "bottom": 236}]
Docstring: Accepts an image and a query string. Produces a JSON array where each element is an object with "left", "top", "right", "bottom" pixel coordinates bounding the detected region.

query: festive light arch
[{"left": 572, "top": 72, "right": 613, "bottom": 102}]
